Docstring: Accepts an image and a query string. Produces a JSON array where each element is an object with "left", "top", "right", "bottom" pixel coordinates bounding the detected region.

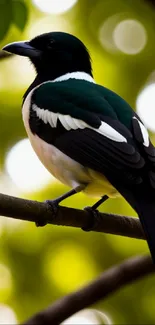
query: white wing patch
[
  {"left": 98, "top": 121, "right": 127, "bottom": 142},
  {"left": 32, "top": 104, "right": 127, "bottom": 143},
  {"left": 51, "top": 112, "right": 58, "bottom": 127},
  {"left": 133, "top": 117, "right": 149, "bottom": 147}
]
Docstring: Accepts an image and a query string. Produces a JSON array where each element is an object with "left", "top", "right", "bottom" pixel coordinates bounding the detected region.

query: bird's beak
[{"left": 2, "top": 41, "right": 41, "bottom": 58}]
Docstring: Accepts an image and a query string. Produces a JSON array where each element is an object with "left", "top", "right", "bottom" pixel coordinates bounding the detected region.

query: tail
[{"left": 118, "top": 184, "right": 155, "bottom": 263}]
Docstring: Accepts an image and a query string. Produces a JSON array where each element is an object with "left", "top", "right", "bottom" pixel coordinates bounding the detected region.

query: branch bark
[
  {"left": 0, "top": 192, "right": 145, "bottom": 240},
  {"left": 23, "top": 255, "right": 154, "bottom": 325}
]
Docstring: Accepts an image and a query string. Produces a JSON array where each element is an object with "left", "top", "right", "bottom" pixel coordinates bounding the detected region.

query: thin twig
[
  {"left": 0, "top": 192, "right": 145, "bottom": 239},
  {"left": 145, "top": 0, "right": 155, "bottom": 7},
  {"left": 23, "top": 255, "right": 154, "bottom": 325}
]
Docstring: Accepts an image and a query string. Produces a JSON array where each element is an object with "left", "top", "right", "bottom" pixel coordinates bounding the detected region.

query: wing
[{"left": 30, "top": 80, "right": 155, "bottom": 188}]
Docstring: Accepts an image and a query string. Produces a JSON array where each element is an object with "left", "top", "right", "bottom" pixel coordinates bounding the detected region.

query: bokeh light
[
  {"left": 0, "top": 264, "right": 13, "bottom": 296},
  {"left": 113, "top": 19, "right": 147, "bottom": 54},
  {"left": 136, "top": 83, "right": 155, "bottom": 132},
  {"left": 27, "top": 16, "right": 72, "bottom": 40},
  {"left": 62, "top": 309, "right": 112, "bottom": 325},
  {"left": 44, "top": 242, "right": 97, "bottom": 293},
  {"left": 0, "top": 73, "right": 4, "bottom": 89},
  {"left": 32, "top": 0, "right": 77, "bottom": 14},
  {"left": 98, "top": 14, "right": 122, "bottom": 53},
  {"left": 1, "top": 56, "right": 35, "bottom": 90},
  {"left": 0, "top": 304, "right": 17, "bottom": 324},
  {"left": 5, "top": 138, "right": 55, "bottom": 192}
]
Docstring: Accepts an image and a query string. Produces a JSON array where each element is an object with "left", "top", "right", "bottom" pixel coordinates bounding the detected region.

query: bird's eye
[{"left": 47, "top": 40, "right": 54, "bottom": 49}]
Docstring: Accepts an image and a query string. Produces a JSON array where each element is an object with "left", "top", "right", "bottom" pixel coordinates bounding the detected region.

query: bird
[{"left": 2, "top": 31, "right": 155, "bottom": 263}]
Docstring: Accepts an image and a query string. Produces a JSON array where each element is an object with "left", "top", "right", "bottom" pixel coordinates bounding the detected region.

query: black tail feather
[{"left": 116, "top": 184, "right": 155, "bottom": 263}]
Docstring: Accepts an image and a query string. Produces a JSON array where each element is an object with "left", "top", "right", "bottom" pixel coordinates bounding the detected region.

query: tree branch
[
  {"left": 145, "top": 0, "right": 155, "bottom": 7},
  {"left": 22, "top": 255, "right": 154, "bottom": 325},
  {"left": 0, "top": 192, "right": 145, "bottom": 240}
]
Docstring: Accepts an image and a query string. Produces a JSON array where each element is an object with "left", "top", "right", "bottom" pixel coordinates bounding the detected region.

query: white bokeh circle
[
  {"left": 136, "top": 84, "right": 155, "bottom": 132},
  {"left": 32, "top": 0, "right": 77, "bottom": 14},
  {"left": 0, "top": 304, "right": 17, "bottom": 324},
  {"left": 113, "top": 19, "right": 147, "bottom": 54},
  {"left": 62, "top": 309, "right": 112, "bottom": 324},
  {"left": 5, "top": 138, "right": 55, "bottom": 192}
]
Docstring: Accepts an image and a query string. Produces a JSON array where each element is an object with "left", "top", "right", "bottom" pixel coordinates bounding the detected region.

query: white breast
[
  {"left": 22, "top": 89, "right": 90, "bottom": 188},
  {"left": 22, "top": 83, "right": 118, "bottom": 198}
]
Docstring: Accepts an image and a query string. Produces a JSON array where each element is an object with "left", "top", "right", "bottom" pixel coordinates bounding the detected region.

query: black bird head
[{"left": 2, "top": 32, "right": 92, "bottom": 81}]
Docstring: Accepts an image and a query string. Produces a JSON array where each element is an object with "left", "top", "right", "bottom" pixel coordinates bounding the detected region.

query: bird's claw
[
  {"left": 45, "top": 199, "right": 59, "bottom": 216},
  {"left": 35, "top": 199, "right": 59, "bottom": 227},
  {"left": 82, "top": 206, "right": 101, "bottom": 231}
]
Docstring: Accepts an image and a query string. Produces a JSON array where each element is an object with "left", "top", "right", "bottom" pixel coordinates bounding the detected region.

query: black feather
[{"left": 28, "top": 77, "right": 155, "bottom": 262}]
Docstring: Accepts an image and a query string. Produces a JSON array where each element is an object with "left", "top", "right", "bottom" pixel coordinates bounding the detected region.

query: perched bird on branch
[{"left": 3, "top": 32, "right": 155, "bottom": 262}]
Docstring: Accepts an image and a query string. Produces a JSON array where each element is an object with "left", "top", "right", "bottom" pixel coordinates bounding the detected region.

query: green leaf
[
  {"left": 0, "top": 0, "right": 12, "bottom": 41},
  {"left": 13, "top": 0, "right": 28, "bottom": 31}
]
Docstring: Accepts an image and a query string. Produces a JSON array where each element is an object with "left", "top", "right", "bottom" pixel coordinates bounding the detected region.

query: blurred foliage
[
  {"left": 0, "top": 0, "right": 28, "bottom": 40},
  {"left": 0, "top": 0, "right": 155, "bottom": 324}
]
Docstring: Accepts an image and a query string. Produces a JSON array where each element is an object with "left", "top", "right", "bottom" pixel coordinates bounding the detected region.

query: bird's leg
[
  {"left": 36, "top": 185, "right": 85, "bottom": 227},
  {"left": 46, "top": 184, "right": 85, "bottom": 215},
  {"left": 83, "top": 195, "right": 109, "bottom": 231},
  {"left": 90, "top": 195, "right": 109, "bottom": 210}
]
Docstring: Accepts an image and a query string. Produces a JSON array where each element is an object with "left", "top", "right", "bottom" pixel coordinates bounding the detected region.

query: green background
[{"left": 0, "top": 0, "right": 155, "bottom": 323}]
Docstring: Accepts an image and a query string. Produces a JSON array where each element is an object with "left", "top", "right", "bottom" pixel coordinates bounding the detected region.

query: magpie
[{"left": 2, "top": 32, "right": 155, "bottom": 262}]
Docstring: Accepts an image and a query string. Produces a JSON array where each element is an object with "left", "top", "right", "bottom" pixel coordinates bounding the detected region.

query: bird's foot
[
  {"left": 36, "top": 187, "right": 84, "bottom": 227},
  {"left": 82, "top": 206, "right": 101, "bottom": 231},
  {"left": 36, "top": 199, "right": 59, "bottom": 227},
  {"left": 82, "top": 196, "right": 108, "bottom": 231},
  {"left": 45, "top": 199, "right": 59, "bottom": 216}
]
